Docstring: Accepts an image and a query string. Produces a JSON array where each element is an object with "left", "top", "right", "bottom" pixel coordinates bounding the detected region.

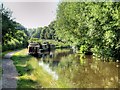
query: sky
[
  {"left": 3, "top": 1, "right": 59, "bottom": 28},
  {"left": 2, "top": 0, "right": 119, "bottom": 28}
]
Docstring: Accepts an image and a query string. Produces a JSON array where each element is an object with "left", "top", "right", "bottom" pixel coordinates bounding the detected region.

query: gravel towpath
[{"left": 2, "top": 51, "right": 18, "bottom": 89}]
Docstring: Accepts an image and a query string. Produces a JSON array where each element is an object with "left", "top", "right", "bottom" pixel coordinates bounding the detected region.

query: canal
[{"left": 37, "top": 49, "right": 119, "bottom": 88}]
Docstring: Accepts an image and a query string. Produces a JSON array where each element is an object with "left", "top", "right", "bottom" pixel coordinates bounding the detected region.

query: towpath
[{"left": 2, "top": 51, "right": 18, "bottom": 89}]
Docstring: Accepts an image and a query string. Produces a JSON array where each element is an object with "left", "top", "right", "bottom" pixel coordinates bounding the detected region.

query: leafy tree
[
  {"left": 55, "top": 2, "right": 120, "bottom": 59},
  {"left": 30, "top": 21, "right": 57, "bottom": 40},
  {"left": 1, "top": 3, "right": 29, "bottom": 51},
  {"left": 32, "top": 28, "right": 42, "bottom": 38},
  {"left": 1, "top": 4, "right": 16, "bottom": 44}
]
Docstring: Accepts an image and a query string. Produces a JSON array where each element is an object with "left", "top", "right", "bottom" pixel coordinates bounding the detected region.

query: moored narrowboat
[
  {"left": 28, "top": 43, "right": 40, "bottom": 55},
  {"left": 28, "top": 42, "right": 55, "bottom": 55}
]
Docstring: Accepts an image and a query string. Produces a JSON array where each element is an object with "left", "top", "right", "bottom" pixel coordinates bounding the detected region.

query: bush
[{"left": 79, "top": 45, "right": 88, "bottom": 54}]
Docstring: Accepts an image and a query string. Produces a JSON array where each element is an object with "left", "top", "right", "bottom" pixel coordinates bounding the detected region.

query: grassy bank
[{"left": 11, "top": 49, "right": 74, "bottom": 88}]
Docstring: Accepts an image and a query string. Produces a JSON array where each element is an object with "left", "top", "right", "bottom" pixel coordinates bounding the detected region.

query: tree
[
  {"left": 1, "top": 3, "right": 29, "bottom": 51},
  {"left": 1, "top": 4, "right": 16, "bottom": 44},
  {"left": 55, "top": 2, "right": 120, "bottom": 59}
]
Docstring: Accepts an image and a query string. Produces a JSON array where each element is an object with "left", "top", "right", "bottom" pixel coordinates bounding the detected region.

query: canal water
[{"left": 37, "top": 49, "right": 119, "bottom": 88}]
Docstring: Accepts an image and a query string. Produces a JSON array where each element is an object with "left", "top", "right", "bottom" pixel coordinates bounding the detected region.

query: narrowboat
[
  {"left": 28, "top": 43, "right": 40, "bottom": 55},
  {"left": 28, "top": 42, "right": 55, "bottom": 55}
]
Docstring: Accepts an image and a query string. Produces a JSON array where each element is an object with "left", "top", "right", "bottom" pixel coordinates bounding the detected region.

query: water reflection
[
  {"left": 37, "top": 49, "right": 119, "bottom": 88},
  {"left": 39, "top": 60, "right": 58, "bottom": 80},
  {"left": 38, "top": 49, "right": 73, "bottom": 66}
]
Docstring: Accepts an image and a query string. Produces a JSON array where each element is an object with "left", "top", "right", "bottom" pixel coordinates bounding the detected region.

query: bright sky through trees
[{"left": 3, "top": 1, "right": 59, "bottom": 28}]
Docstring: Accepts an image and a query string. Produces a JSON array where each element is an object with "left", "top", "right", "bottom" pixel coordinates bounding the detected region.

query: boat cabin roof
[
  {"left": 28, "top": 43, "right": 40, "bottom": 47},
  {"left": 42, "top": 44, "right": 48, "bottom": 46}
]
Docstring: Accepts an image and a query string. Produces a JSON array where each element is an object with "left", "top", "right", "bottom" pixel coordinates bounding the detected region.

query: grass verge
[{"left": 11, "top": 49, "right": 74, "bottom": 88}]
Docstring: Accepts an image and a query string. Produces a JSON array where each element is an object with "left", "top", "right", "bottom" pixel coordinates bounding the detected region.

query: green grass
[
  {"left": 11, "top": 49, "right": 74, "bottom": 88},
  {"left": 11, "top": 49, "right": 40, "bottom": 88}
]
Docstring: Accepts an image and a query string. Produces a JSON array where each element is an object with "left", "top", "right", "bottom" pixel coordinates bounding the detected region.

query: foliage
[
  {"left": 1, "top": 4, "right": 16, "bottom": 44},
  {"left": 28, "top": 21, "right": 57, "bottom": 40},
  {"left": 29, "top": 38, "right": 70, "bottom": 48},
  {"left": 1, "top": 4, "right": 29, "bottom": 51},
  {"left": 55, "top": 2, "right": 120, "bottom": 59}
]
